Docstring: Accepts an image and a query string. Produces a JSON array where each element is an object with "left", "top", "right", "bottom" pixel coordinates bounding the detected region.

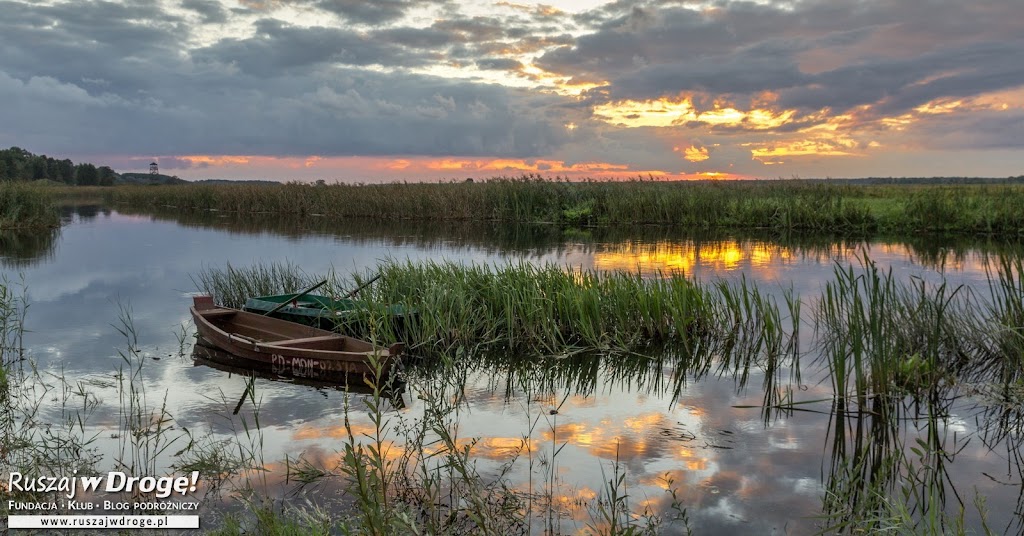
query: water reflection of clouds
[{"left": 13, "top": 209, "right": 1024, "bottom": 534}]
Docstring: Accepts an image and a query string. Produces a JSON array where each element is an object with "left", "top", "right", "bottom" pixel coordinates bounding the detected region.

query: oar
[
  {"left": 341, "top": 273, "right": 382, "bottom": 299},
  {"left": 263, "top": 279, "right": 328, "bottom": 316}
]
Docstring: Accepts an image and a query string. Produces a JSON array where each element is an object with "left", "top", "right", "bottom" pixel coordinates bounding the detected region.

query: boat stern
[{"left": 193, "top": 295, "right": 217, "bottom": 310}]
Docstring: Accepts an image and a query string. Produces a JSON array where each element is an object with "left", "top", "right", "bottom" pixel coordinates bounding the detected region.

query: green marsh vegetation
[
  {"left": 194, "top": 258, "right": 1024, "bottom": 533},
  {"left": 812, "top": 256, "right": 1024, "bottom": 534},
  {"left": 194, "top": 260, "right": 798, "bottom": 365},
  {"left": 103, "top": 178, "right": 1024, "bottom": 235},
  {"left": 0, "top": 182, "right": 60, "bottom": 230}
]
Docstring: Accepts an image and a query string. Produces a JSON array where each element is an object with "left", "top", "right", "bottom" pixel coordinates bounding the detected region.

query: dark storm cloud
[
  {"left": 0, "top": 65, "right": 569, "bottom": 158},
  {"left": 780, "top": 39, "right": 1024, "bottom": 115},
  {"left": 609, "top": 40, "right": 812, "bottom": 100},
  {"left": 181, "top": 0, "right": 228, "bottom": 23},
  {"left": 538, "top": 4, "right": 791, "bottom": 86},
  {"left": 316, "top": 0, "right": 452, "bottom": 25},
  {"left": 0, "top": 0, "right": 571, "bottom": 158},
  {"left": 373, "top": 26, "right": 458, "bottom": 49},
  {"left": 4, "top": 0, "right": 1023, "bottom": 166},
  {"left": 543, "top": 0, "right": 1024, "bottom": 120},
  {"left": 0, "top": 0, "right": 188, "bottom": 96},
  {"left": 316, "top": 0, "right": 408, "bottom": 25},
  {"left": 476, "top": 58, "right": 525, "bottom": 71},
  {"left": 192, "top": 18, "right": 435, "bottom": 74}
]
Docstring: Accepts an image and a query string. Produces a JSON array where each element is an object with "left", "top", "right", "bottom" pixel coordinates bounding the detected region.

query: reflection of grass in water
[
  {"left": 820, "top": 391, "right": 1001, "bottom": 535},
  {"left": 1, "top": 279, "right": 101, "bottom": 515},
  {"left": 981, "top": 257, "right": 1024, "bottom": 389},
  {"left": 0, "top": 227, "right": 60, "bottom": 268},
  {"left": 280, "top": 351, "right": 694, "bottom": 535},
  {"left": 816, "top": 254, "right": 973, "bottom": 401},
  {"left": 110, "top": 202, "right": 1024, "bottom": 276},
  {"left": 7, "top": 253, "right": 1024, "bottom": 532},
  {"left": 193, "top": 257, "right": 1024, "bottom": 532}
]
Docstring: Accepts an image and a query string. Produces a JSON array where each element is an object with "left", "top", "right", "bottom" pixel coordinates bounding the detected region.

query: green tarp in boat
[{"left": 243, "top": 293, "right": 413, "bottom": 332}]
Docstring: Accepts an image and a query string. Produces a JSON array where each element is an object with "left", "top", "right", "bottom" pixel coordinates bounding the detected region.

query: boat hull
[{"left": 191, "top": 296, "right": 403, "bottom": 378}]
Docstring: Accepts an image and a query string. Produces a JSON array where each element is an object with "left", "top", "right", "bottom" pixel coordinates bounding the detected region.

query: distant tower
[{"left": 149, "top": 162, "right": 158, "bottom": 175}]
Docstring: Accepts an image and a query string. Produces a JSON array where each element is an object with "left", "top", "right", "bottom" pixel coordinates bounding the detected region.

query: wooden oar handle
[{"left": 264, "top": 279, "right": 328, "bottom": 316}]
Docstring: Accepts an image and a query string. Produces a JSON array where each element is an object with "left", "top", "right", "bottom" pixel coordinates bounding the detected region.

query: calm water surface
[{"left": 2, "top": 206, "right": 1022, "bottom": 534}]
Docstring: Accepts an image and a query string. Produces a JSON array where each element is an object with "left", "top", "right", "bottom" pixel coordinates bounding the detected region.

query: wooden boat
[
  {"left": 243, "top": 293, "right": 413, "bottom": 331},
  {"left": 191, "top": 295, "right": 403, "bottom": 378}
]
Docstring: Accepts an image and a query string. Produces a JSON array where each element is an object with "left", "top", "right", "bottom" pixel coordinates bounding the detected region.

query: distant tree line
[{"left": 0, "top": 146, "right": 117, "bottom": 185}]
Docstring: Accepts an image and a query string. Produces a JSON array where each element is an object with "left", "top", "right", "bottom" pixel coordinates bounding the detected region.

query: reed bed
[
  {"left": 979, "top": 257, "right": 1024, "bottom": 385},
  {"left": 190, "top": 261, "right": 312, "bottom": 313},
  {"left": 811, "top": 256, "right": 1024, "bottom": 533},
  {"left": 815, "top": 255, "right": 1024, "bottom": 401},
  {"left": 815, "top": 257, "right": 974, "bottom": 402},
  {"left": 0, "top": 277, "right": 24, "bottom": 391},
  {"left": 194, "top": 259, "right": 797, "bottom": 366},
  {"left": 195, "top": 256, "right": 1024, "bottom": 397},
  {"left": 0, "top": 182, "right": 59, "bottom": 229},
  {"left": 104, "top": 179, "right": 1024, "bottom": 234}
]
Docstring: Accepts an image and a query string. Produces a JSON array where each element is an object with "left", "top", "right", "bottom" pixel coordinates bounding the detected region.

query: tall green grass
[
  {"left": 191, "top": 261, "right": 313, "bottom": 313},
  {"left": 194, "top": 260, "right": 797, "bottom": 367},
  {"left": 0, "top": 182, "right": 59, "bottom": 229},
  {"left": 103, "top": 179, "right": 1024, "bottom": 234},
  {"left": 813, "top": 256, "right": 1024, "bottom": 534},
  {"left": 815, "top": 256, "right": 973, "bottom": 403}
]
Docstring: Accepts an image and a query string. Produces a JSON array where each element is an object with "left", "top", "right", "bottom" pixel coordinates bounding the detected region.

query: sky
[{"left": 1, "top": 0, "right": 1022, "bottom": 182}]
